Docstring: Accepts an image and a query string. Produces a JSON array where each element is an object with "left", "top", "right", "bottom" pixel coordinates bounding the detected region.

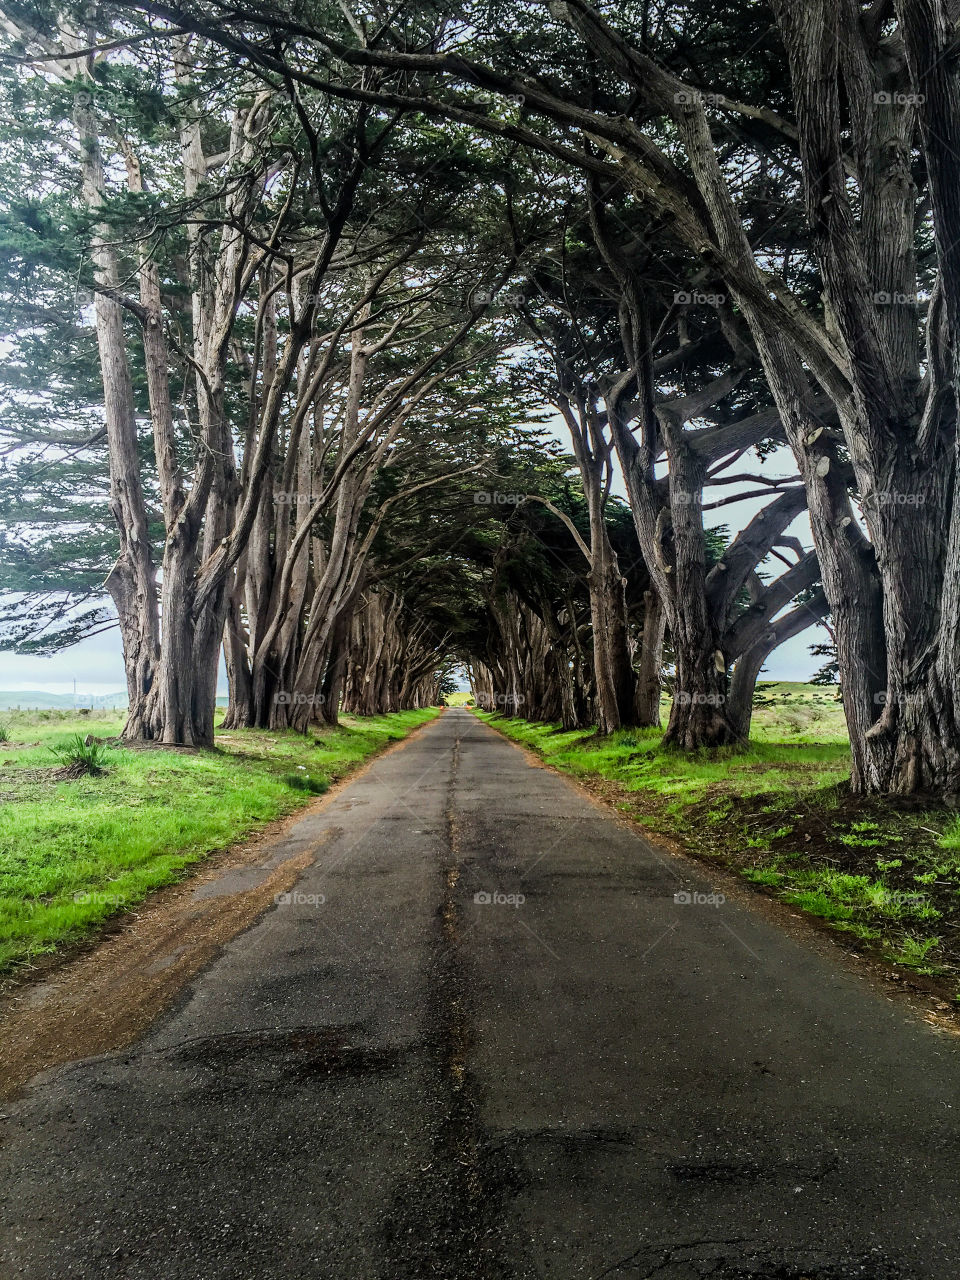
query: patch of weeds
[
  {"left": 782, "top": 887, "right": 854, "bottom": 922},
  {"left": 742, "top": 868, "right": 784, "bottom": 886},
  {"left": 886, "top": 935, "right": 942, "bottom": 974},
  {"left": 706, "top": 802, "right": 733, "bottom": 825},
  {"left": 779, "top": 869, "right": 937, "bottom": 923},
  {"left": 839, "top": 820, "right": 884, "bottom": 848},
  {"left": 838, "top": 921, "right": 882, "bottom": 942},
  {"left": 663, "top": 798, "right": 688, "bottom": 824},
  {"left": 745, "top": 823, "right": 795, "bottom": 849}
]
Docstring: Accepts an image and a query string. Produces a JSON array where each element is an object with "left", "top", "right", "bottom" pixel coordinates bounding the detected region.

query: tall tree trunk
[
  {"left": 221, "top": 571, "right": 254, "bottom": 730},
  {"left": 588, "top": 551, "right": 635, "bottom": 734},
  {"left": 316, "top": 595, "right": 356, "bottom": 727},
  {"left": 73, "top": 83, "right": 159, "bottom": 735},
  {"left": 634, "top": 589, "right": 664, "bottom": 727},
  {"left": 890, "top": 0, "right": 960, "bottom": 799}
]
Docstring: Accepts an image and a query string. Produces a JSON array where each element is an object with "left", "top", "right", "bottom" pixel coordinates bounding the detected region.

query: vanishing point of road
[{"left": 2, "top": 708, "right": 959, "bottom": 1279}]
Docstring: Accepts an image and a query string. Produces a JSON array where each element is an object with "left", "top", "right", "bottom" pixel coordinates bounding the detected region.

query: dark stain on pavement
[
  {"left": 666, "top": 1153, "right": 839, "bottom": 1184},
  {"left": 601, "top": 1241, "right": 903, "bottom": 1278},
  {"left": 380, "top": 722, "right": 531, "bottom": 1279}
]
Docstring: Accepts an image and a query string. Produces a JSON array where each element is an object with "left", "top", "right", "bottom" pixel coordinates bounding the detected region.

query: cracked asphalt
[{"left": 2, "top": 707, "right": 960, "bottom": 1279}]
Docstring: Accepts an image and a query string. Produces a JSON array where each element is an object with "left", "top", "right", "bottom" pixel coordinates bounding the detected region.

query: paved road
[{"left": 3, "top": 708, "right": 960, "bottom": 1279}]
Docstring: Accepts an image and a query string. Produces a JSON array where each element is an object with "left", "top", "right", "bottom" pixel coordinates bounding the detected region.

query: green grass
[
  {"left": 0, "top": 707, "right": 438, "bottom": 972},
  {"left": 475, "top": 689, "right": 960, "bottom": 989},
  {"left": 473, "top": 713, "right": 849, "bottom": 802}
]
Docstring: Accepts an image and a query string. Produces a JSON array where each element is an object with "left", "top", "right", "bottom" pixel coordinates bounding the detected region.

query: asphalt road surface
[{"left": 3, "top": 708, "right": 960, "bottom": 1279}]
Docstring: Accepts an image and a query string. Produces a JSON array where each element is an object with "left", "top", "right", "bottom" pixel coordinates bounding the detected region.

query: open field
[
  {"left": 0, "top": 708, "right": 438, "bottom": 972},
  {"left": 476, "top": 686, "right": 960, "bottom": 995},
  {"left": 444, "top": 690, "right": 474, "bottom": 707}
]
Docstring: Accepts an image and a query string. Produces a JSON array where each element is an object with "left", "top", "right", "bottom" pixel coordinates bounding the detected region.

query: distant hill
[
  {"left": 0, "top": 690, "right": 129, "bottom": 710},
  {"left": 0, "top": 691, "right": 231, "bottom": 710}
]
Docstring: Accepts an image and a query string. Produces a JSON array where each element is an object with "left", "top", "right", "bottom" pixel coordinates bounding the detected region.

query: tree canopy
[{"left": 2, "top": 0, "right": 959, "bottom": 799}]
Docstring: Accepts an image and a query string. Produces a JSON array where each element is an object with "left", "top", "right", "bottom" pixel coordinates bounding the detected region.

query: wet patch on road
[
  {"left": 602, "top": 1241, "right": 902, "bottom": 1278},
  {"left": 170, "top": 1024, "right": 406, "bottom": 1078}
]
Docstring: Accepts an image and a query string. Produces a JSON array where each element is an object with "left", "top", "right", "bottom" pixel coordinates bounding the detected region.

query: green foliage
[{"left": 809, "top": 642, "right": 841, "bottom": 688}]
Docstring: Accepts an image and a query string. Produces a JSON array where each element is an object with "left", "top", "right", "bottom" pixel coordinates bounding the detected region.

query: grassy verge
[
  {"left": 474, "top": 696, "right": 960, "bottom": 996},
  {"left": 0, "top": 707, "right": 438, "bottom": 972}
]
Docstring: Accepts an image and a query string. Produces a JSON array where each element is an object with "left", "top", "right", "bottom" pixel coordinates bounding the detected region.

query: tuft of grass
[
  {"left": 0, "top": 723, "right": 8, "bottom": 744},
  {"left": 49, "top": 734, "right": 110, "bottom": 775},
  {"left": 0, "top": 707, "right": 438, "bottom": 971}
]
